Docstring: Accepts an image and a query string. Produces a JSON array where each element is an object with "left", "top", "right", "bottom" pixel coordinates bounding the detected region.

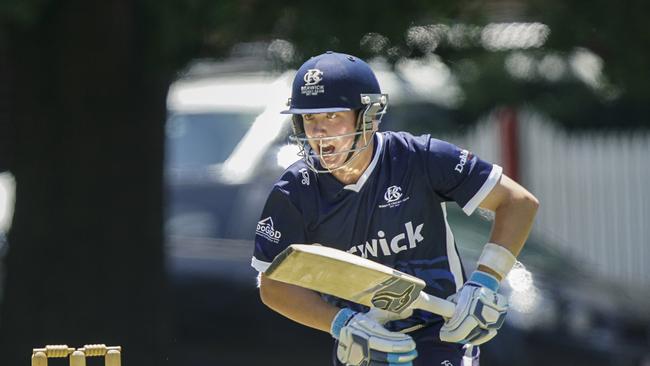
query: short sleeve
[
  {"left": 251, "top": 184, "right": 306, "bottom": 272},
  {"left": 425, "top": 138, "right": 502, "bottom": 215}
]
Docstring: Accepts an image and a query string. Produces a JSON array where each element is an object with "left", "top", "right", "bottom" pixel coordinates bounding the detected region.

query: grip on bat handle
[
  {"left": 414, "top": 291, "right": 455, "bottom": 318},
  {"left": 365, "top": 307, "right": 412, "bottom": 325}
]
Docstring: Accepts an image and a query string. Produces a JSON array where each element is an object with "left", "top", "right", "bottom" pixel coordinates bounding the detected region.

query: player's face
[{"left": 302, "top": 111, "right": 357, "bottom": 168}]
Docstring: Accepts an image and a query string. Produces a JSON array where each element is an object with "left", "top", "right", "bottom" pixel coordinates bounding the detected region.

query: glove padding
[
  {"left": 440, "top": 283, "right": 508, "bottom": 345},
  {"left": 335, "top": 311, "right": 417, "bottom": 366}
]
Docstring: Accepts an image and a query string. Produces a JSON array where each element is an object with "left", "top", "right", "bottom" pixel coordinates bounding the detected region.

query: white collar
[{"left": 343, "top": 132, "right": 384, "bottom": 192}]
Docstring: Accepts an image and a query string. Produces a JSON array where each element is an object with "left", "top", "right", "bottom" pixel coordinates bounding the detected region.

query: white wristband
[{"left": 477, "top": 243, "right": 517, "bottom": 279}]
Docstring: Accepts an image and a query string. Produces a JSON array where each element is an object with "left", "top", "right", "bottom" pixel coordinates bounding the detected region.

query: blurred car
[
  {"left": 164, "top": 66, "right": 298, "bottom": 240},
  {"left": 163, "top": 61, "right": 326, "bottom": 365}
]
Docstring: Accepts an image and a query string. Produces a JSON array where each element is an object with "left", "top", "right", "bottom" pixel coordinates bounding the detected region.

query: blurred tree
[
  {"left": 0, "top": 33, "right": 11, "bottom": 172},
  {"left": 438, "top": 0, "right": 650, "bottom": 129},
  {"left": 194, "top": 0, "right": 648, "bottom": 130},
  {"left": 524, "top": 0, "right": 650, "bottom": 128},
  {"left": 197, "top": 0, "right": 648, "bottom": 129}
]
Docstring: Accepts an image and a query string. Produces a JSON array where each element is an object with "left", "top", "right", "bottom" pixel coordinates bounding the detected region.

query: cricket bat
[{"left": 266, "top": 244, "right": 455, "bottom": 318}]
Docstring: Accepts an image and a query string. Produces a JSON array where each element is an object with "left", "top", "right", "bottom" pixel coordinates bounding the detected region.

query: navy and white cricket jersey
[{"left": 251, "top": 131, "right": 502, "bottom": 333}]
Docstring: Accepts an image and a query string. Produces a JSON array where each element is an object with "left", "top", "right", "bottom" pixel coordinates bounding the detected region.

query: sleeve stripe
[
  {"left": 462, "top": 164, "right": 503, "bottom": 215},
  {"left": 251, "top": 257, "right": 272, "bottom": 272},
  {"left": 442, "top": 202, "right": 465, "bottom": 291}
]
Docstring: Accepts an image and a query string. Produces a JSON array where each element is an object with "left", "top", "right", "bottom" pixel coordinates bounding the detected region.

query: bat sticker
[{"left": 371, "top": 281, "right": 417, "bottom": 312}]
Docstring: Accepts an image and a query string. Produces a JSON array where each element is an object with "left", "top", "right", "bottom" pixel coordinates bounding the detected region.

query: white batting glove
[
  {"left": 331, "top": 308, "right": 418, "bottom": 366},
  {"left": 440, "top": 243, "right": 516, "bottom": 345},
  {"left": 439, "top": 272, "right": 508, "bottom": 345}
]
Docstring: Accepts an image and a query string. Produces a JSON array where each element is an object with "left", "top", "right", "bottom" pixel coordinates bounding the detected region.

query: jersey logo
[
  {"left": 379, "top": 185, "right": 410, "bottom": 209},
  {"left": 455, "top": 149, "right": 470, "bottom": 173},
  {"left": 441, "top": 361, "right": 454, "bottom": 366},
  {"left": 384, "top": 185, "right": 402, "bottom": 202},
  {"left": 347, "top": 221, "right": 424, "bottom": 258},
  {"left": 301, "top": 69, "right": 325, "bottom": 96},
  {"left": 256, "top": 217, "right": 282, "bottom": 243},
  {"left": 299, "top": 168, "right": 310, "bottom": 186}
]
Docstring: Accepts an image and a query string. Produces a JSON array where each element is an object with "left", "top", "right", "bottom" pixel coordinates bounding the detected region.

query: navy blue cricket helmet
[
  {"left": 282, "top": 51, "right": 386, "bottom": 114},
  {"left": 283, "top": 51, "right": 388, "bottom": 173}
]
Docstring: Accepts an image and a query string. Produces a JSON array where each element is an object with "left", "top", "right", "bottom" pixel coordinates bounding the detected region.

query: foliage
[
  {"left": 2, "top": 1, "right": 647, "bottom": 127},
  {"left": 192, "top": 0, "right": 650, "bottom": 129}
]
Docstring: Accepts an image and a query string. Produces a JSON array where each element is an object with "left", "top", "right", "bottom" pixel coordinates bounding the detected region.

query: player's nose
[{"left": 309, "top": 118, "right": 329, "bottom": 136}]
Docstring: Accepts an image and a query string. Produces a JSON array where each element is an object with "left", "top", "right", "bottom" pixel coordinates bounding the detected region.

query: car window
[{"left": 166, "top": 111, "right": 261, "bottom": 167}]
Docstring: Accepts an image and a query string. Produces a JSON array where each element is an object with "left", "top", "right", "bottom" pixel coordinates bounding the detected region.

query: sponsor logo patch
[
  {"left": 299, "top": 168, "right": 310, "bottom": 186},
  {"left": 455, "top": 149, "right": 470, "bottom": 173},
  {"left": 256, "top": 217, "right": 282, "bottom": 243},
  {"left": 347, "top": 221, "right": 424, "bottom": 258}
]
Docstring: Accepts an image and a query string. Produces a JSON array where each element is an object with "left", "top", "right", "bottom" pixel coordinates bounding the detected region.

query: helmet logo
[
  {"left": 303, "top": 69, "right": 323, "bottom": 85},
  {"left": 301, "top": 69, "right": 325, "bottom": 96}
]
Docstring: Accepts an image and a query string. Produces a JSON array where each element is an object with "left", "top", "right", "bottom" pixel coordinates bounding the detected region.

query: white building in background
[{"left": 438, "top": 109, "right": 650, "bottom": 291}]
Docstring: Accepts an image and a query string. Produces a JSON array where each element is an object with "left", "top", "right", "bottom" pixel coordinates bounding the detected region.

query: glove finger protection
[
  {"left": 439, "top": 283, "right": 507, "bottom": 345},
  {"left": 440, "top": 243, "right": 515, "bottom": 345},
  {"left": 332, "top": 309, "right": 417, "bottom": 366}
]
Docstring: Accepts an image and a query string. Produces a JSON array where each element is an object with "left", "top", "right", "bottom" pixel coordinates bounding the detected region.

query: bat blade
[{"left": 266, "top": 244, "right": 427, "bottom": 314}]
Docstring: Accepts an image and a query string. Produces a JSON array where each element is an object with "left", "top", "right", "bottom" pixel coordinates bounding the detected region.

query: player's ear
[{"left": 292, "top": 114, "right": 304, "bottom": 136}]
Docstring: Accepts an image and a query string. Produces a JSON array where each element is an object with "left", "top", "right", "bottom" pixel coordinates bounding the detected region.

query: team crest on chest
[{"left": 379, "top": 185, "right": 410, "bottom": 209}]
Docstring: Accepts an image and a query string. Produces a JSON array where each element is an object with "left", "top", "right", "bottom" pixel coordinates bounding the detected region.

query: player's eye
[
  {"left": 303, "top": 114, "right": 314, "bottom": 121},
  {"left": 326, "top": 113, "right": 337, "bottom": 119}
]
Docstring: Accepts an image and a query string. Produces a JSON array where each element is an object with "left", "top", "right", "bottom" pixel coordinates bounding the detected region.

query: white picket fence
[{"left": 438, "top": 109, "right": 650, "bottom": 290}]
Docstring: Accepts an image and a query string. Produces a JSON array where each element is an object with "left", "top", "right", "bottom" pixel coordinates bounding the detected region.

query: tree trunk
[{"left": 0, "top": 2, "right": 170, "bottom": 364}]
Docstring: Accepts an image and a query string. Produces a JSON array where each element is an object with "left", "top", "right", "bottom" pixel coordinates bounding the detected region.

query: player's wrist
[
  {"left": 469, "top": 270, "right": 500, "bottom": 291},
  {"left": 476, "top": 243, "right": 516, "bottom": 281},
  {"left": 330, "top": 308, "right": 357, "bottom": 339}
]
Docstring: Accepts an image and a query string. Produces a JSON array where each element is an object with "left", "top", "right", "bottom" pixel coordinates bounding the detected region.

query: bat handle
[
  {"left": 366, "top": 292, "right": 455, "bottom": 325},
  {"left": 365, "top": 308, "right": 413, "bottom": 325},
  {"left": 413, "top": 291, "right": 455, "bottom": 318}
]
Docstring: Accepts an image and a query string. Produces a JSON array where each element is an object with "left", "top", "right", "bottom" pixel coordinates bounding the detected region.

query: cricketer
[{"left": 251, "top": 51, "right": 539, "bottom": 366}]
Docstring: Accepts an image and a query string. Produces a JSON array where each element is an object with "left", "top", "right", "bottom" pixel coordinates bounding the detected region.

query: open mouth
[{"left": 319, "top": 144, "right": 335, "bottom": 156}]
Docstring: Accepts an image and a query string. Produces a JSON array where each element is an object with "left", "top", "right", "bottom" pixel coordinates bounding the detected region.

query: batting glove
[
  {"left": 331, "top": 308, "right": 418, "bottom": 366},
  {"left": 439, "top": 271, "right": 508, "bottom": 345},
  {"left": 440, "top": 242, "right": 516, "bottom": 345}
]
